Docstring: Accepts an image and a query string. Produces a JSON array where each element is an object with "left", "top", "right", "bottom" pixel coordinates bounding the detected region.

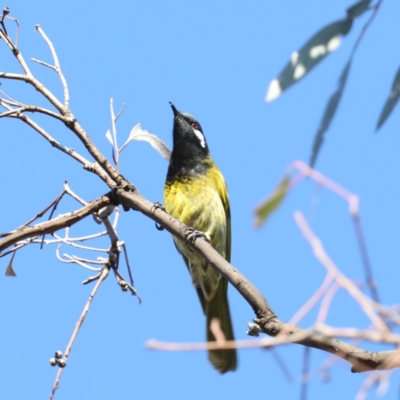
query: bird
[{"left": 164, "top": 102, "right": 237, "bottom": 373}]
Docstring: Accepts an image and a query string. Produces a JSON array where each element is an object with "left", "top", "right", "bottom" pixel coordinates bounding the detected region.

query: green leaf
[
  {"left": 376, "top": 66, "right": 400, "bottom": 131},
  {"left": 254, "top": 175, "right": 291, "bottom": 227},
  {"left": 266, "top": 19, "right": 353, "bottom": 102},
  {"left": 310, "top": 60, "right": 352, "bottom": 167},
  {"left": 347, "top": 0, "right": 372, "bottom": 19}
]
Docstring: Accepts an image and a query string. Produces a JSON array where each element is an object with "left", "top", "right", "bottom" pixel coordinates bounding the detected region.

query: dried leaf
[
  {"left": 266, "top": 19, "right": 352, "bottom": 102},
  {"left": 376, "top": 66, "right": 400, "bottom": 131},
  {"left": 5, "top": 253, "right": 17, "bottom": 276},
  {"left": 254, "top": 175, "right": 291, "bottom": 227},
  {"left": 310, "top": 60, "right": 352, "bottom": 167},
  {"left": 105, "top": 129, "right": 113, "bottom": 147},
  {"left": 120, "top": 123, "right": 171, "bottom": 160}
]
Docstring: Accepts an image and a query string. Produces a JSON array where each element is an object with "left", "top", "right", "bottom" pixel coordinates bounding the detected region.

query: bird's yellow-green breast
[
  {"left": 164, "top": 159, "right": 230, "bottom": 261},
  {"left": 164, "top": 103, "right": 237, "bottom": 373}
]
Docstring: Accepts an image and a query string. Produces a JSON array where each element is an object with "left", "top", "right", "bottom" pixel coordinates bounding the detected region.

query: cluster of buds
[{"left": 49, "top": 350, "right": 67, "bottom": 368}]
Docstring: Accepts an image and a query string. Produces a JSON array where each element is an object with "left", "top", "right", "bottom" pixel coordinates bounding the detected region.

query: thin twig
[
  {"left": 63, "top": 182, "right": 88, "bottom": 206},
  {"left": 315, "top": 324, "right": 400, "bottom": 345},
  {"left": 0, "top": 104, "right": 64, "bottom": 121},
  {"left": 49, "top": 267, "right": 110, "bottom": 400},
  {"left": 286, "top": 273, "right": 335, "bottom": 330},
  {"left": 50, "top": 233, "right": 109, "bottom": 252},
  {"left": 0, "top": 102, "right": 114, "bottom": 186},
  {"left": 300, "top": 347, "right": 311, "bottom": 400},
  {"left": 46, "top": 229, "right": 109, "bottom": 244},
  {"left": 316, "top": 282, "right": 340, "bottom": 325},
  {"left": 55, "top": 248, "right": 102, "bottom": 272},
  {"left": 113, "top": 268, "right": 140, "bottom": 300},
  {"left": 1, "top": 25, "right": 122, "bottom": 186},
  {"left": 40, "top": 190, "right": 67, "bottom": 249},
  {"left": 293, "top": 211, "right": 388, "bottom": 333},
  {"left": 350, "top": 0, "right": 384, "bottom": 58},
  {"left": 0, "top": 89, "right": 24, "bottom": 106},
  {"left": 293, "top": 141, "right": 380, "bottom": 308},
  {"left": 0, "top": 28, "right": 31, "bottom": 76},
  {"left": 110, "top": 98, "right": 119, "bottom": 167},
  {"left": 0, "top": 239, "right": 37, "bottom": 257},
  {"left": 22, "top": 190, "right": 65, "bottom": 227},
  {"left": 0, "top": 10, "right": 20, "bottom": 47},
  {"left": 35, "top": 25, "right": 70, "bottom": 108},
  {"left": 269, "top": 348, "right": 294, "bottom": 382},
  {"left": 115, "top": 103, "right": 126, "bottom": 122},
  {"left": 0, "top": 195, "right": 112, "bottom": 253},
  {"left": 293, "top": 160, "right": 357, "bottom": 205},
  {"left": 121, "top": 243, "right": 134, "bottom": 286},
  {"left": 353, "top": 214, "right": 380, "bottom": 303},
  {"left": 355, "top": 371, "right": 391, "bottom": 400}
]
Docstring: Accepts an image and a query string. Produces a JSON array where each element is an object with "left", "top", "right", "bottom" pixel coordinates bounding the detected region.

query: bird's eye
[{"left": 191, "top": 123, "right": 199, "bottom": 129}]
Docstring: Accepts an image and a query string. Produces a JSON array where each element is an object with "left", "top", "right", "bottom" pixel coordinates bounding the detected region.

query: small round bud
[
  {"left": 54, "top": 350, "right": 63, "bottom": 359},
  {"left": 3, "top": 8, "right": 10, "bottom": 16},
  {"left": 57, "top": 358, "right": 67, "bottom": 368},
  {"left": 50, "top": 358, "right": 57, "bottom": 367},
  {"left": 119, "top": 280, "right": 128, "bottom": 291}
]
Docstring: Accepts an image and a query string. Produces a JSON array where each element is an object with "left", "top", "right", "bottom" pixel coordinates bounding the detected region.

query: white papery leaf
[
  {"left": 105, "top": 129, "right": 114, "bottom": 147},
  {"left": 120, "top": 123, "right": 171, "bottom": 160}
]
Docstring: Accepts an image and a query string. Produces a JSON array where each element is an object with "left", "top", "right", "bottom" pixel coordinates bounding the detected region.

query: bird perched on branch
[{"left": 164, "top": 102, "right": 237, "bottom": 373}]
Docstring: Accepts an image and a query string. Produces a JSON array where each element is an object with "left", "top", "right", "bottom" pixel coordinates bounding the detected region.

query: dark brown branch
[{"left": 0, "top": 195, "right": 112, "bottom": 254}]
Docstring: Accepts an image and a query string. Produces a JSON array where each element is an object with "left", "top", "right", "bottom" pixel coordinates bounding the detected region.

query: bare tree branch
[
  {"left": 0, "top": 104, "right": 64, "bottom": 120},
  {"left": 116, "top": 188, "right": 400, "bottom": 373},
  {"left": 0, "top": 27, "right": 122, "bottom": 186},
  {"left": 0, "top": 14, "right": 398, "bottom": 393},
  {"left": 0, "top": 195, "right": 112, "bottom": 254},
  {"left": 50, "top": 266, "right": 110, "bottom": 400},
  {"left": 34, "top": 24, "right": 70, "bottom": 107}
]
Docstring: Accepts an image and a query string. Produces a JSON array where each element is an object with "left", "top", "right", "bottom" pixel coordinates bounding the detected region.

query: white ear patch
[{"left": 193, "top": 129, "right": 206, "bottom": 148}]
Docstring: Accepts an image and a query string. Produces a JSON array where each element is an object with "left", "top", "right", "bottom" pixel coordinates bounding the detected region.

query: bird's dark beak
[{"left": 169, "top": 102, "right": 180, "bottom": 117}]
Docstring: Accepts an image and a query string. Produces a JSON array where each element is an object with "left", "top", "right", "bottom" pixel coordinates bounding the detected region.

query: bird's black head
[
  {"left": 170, "top": 102, "right": 209, "bottom": 154},
  {"left": 167, "top": 102, "right": 211, "bottom": 178}
]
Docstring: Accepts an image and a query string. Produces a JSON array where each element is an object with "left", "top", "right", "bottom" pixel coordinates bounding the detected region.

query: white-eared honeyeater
[{"left": 164, "top": 103, "right": 237, "bottom": 373}]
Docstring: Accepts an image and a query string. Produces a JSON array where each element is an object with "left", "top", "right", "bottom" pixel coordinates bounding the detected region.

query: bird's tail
[{"left": 206, "top": 278, "right": 237, "bottom": 373}]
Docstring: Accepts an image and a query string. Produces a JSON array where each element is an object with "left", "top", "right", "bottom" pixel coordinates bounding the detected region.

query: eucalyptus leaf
[
  {"left": 254, "top": 175, "right": 291, "bottom": 227},
  {"left": 310, "top": 60, "right": 352, "bottom": 167},
  {"left": 347, "top": 0, "right": 372, "bottom": 19},
  {"left": 376, "top": 66, "right": 400, "bottom": 131},
  {"left": 266, "top": 19, "right": 352, "bottom": 102}
]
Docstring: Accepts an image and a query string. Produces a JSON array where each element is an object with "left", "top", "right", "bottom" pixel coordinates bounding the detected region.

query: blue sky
[{"left": 1, "top": 1, "right": 400, "bottom": 399}]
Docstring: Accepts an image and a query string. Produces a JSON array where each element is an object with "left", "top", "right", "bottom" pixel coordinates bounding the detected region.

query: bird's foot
[
  {"left": 152, "top": 202, "right": 166, "bottom": 231},
  {"left": 152, "top": 201, "right": 166, "bottom": 212},
  {"left": 185, "top": 228, "right": 209, "bottom": 250}
]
